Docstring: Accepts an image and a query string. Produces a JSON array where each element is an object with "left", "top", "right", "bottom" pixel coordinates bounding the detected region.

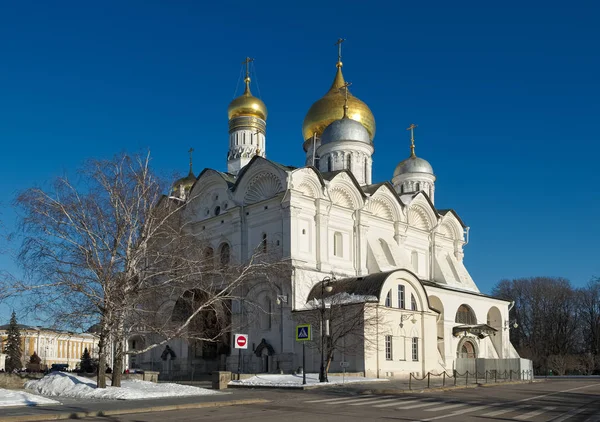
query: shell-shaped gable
[
  {"left": 233, "top": 157, "right": 288, "bottom": 205},
  {"left": 326, "top": 172, "right": 364, "bottom": 210}
]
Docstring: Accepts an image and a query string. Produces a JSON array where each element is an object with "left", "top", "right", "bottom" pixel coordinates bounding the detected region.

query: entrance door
[{"left": 459, "top": 340, "right": 476, "bottom": 359}]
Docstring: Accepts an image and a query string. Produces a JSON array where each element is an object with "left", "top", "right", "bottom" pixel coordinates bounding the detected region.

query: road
[{"left": 76, "top": 378, "right": 600, "bottom": 422}]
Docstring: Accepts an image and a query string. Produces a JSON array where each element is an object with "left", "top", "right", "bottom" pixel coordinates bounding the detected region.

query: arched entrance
[{"left": 457, "top": 338, "right": 478, "bottom": 359}]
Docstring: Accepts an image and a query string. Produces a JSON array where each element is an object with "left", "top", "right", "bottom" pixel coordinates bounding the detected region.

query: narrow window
[
  {"left": 346, "top": 154, "right": 352, "bottom": 172},
  {"left": 364, "top": 158, "right": 368, "bottom": 182},
  {"left": 416, "top": 182, "right": 420, "bottom": 191},
  {"left": 333, "top": 231, "right": 343, "bottom": 257},
  {"left": 203, "top": 248, "right": 214, "bottom": 269},
  {"left": 327, "top": 156, "right": 332, "bottom": 172},
  {"left": 219, "top": 243, "right": 230, "bottom": 266},
  {"left": 411, "top": 293, "right": 418, "bottom": 311},
  {"left": 262, "top": 233, "right": 268, "bottom": 253},
  {"left": 214, "top": 206, "right": 221, "bottom": 216},
  {"left": 412, "top": 337, "right": 419, "bottom": 361},
  {"left": 267, "top": 298, "right": 272, "bottom": 329},
  {"left": 385, "top": 290, "right": 392, "bottom": 307},
  {"left": 385, "top": 335, "right": 393, "bottom": 361},
  {"left": 398, "top": 285, "right": 405, "bottom": 309}
]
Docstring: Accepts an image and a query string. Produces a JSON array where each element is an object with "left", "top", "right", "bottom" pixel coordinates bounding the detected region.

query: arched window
[
  {"left": 327, "top": 156, "right": 332, "bottom": 172},
  {"left": 416, "top": 182, "right": 420, "bottom": 191},
  {"left": 364, "top": 158, "right": 368, "bottom": 182},
  {"left": 333, "top": 231, "right": 343, "bottom": 257},
  {"left": 346, "top": 154, "right": 352, "bottom": 172},
  {"left": 411, "top": 294, "right": 418, "bottom": 311},
  {"left": 219, "top": 243, "right": 230, "bottom": 266},
  {"left": 214, "top": 206, "right": 221, "bottom": 216},
  {"left": 455, "top": 305, "right": 477, "bottom": 325},
  {"left": 262, "top": 233, "right": 268, "bottom": 253},
  {"left": 397, "top": 285, "right": 405, "bottom": 309},
  {"left": 385, "top": 290, "right": 392, "bottom": 307},
  {"left": 203, "top": 248, "right": 214, "bottom": 268},
  {"left": 411, "top": 251, "right": 419, "bottom": 272}
]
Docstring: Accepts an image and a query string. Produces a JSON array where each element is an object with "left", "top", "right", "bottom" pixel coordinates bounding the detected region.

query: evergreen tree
[
  {"left": 80, "top": 347, "right": 93, "bottom": 373},
  {"left": 5, "top": 311, "right": 22, "bottom": 372},
  {"left": 30, "top": 351, "right": 41, "bottom": 364}
]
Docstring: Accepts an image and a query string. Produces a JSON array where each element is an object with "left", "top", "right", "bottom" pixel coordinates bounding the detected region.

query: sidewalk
[{"left": 0, "top": 390, "right": 266, "bottom": 422}]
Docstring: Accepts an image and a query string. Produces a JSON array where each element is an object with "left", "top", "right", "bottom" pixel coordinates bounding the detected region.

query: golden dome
[
  {"left": 228, "top": 77, "right": 268, "bottom": 121},
  {"left": 172, "top": 170, "right": 196, "bottom": 194},
  {"left": 302, "top": 64, "right": 375, "bottom": 147}
]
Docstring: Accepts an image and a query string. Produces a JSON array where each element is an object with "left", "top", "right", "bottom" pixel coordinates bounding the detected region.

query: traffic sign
[
  {"left": 296, "top": 324, "right": 311, "bottom": 341},
  {"left": 234, "top": 334, "right": 248, "bottom": 349}
]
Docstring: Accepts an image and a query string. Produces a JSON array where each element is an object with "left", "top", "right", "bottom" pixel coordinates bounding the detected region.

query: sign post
[
  {"left": 296, "top": 325, "right": 311, "bottom": 385},
  {"left": 234, "top": 334, "right": 248, "bottom": 375},
  {"left": 340, "top": 361, "right": 349, "bottom": 383}
]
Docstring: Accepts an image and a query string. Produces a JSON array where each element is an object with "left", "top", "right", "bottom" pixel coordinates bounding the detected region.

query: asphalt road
[{"left": 75, "top": 378, "right": 600, "bottom": 422}]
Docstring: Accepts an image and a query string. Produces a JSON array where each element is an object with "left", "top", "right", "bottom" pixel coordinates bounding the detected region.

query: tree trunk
[
  {"left": 112, "top": 317, "right": 125, "bottom": 387},
  {"left": 96, "top": 318, "right": 109, "bottom": 388}
]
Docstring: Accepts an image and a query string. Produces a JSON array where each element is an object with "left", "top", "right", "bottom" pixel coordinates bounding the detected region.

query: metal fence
[{"left": 408, "top": 369, "right": 534, "bottom": 390}]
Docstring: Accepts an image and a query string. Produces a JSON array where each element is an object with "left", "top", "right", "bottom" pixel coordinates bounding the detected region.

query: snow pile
[
  {"left": 25, "top": 372, "right": 222, "bottom": 400},
  {"left": 229, "top": 373, "right": 387, "bottom": 388},
  {"left": 0, "top": 388, "right": 60, "bottom": 407}
]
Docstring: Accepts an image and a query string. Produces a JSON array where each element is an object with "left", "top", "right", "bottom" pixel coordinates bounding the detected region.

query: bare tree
[
  {"left": 295, "top": 292, "right": 381, "bottom": 377},
  {"left": 493, "top": 277, "right": 580, "bottom": 373},
  {"left": 578, "top": 277, "right": 600, "bottom": 356},
  {"left": 9, "top": 152, "right": 288, "bottom": 388}
]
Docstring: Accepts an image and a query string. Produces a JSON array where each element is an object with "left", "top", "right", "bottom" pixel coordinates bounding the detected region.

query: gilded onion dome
[
  {"left": 172, "top": 148, "right": 197, "bottom": 197},
  {"left": 302, "top": 63, "right": 375, "bottom": 150},
  {"left": 227, "top": 76, "right": 268, "bottom": 121}
]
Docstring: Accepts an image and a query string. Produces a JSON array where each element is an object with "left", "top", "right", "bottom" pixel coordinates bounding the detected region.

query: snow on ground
[
  {"left": 25, "top": 372, "right": 223, "bottom": 400},
  {"left": 0, "top": 388, "right": 60, "bottom": 407},
  {"left": 229, "top": 373, "right": 388, "bottom": 388}
]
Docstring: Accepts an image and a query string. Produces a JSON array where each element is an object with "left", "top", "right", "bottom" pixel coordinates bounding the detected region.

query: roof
[
  {"left": 438, "top": 209, "right": 467, "bottom": 228},
  {"left": 306, "top": 270, "right": 399, "bottom": 301},
  {"left": 0, "top": 324, "right": 95, "bottom": 335},
  {"left": 420, "top": 279, "right": 508, "bottom": 302}
]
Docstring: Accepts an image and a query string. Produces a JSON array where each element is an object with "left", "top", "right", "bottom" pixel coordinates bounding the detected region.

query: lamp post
[{"left": 319, "top": 276, "right": 334, "bottom": 383}]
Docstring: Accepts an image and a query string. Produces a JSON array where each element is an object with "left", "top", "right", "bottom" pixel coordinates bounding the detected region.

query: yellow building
[{"left": 0, "top": 324, "right": 99, "bottom": 370}]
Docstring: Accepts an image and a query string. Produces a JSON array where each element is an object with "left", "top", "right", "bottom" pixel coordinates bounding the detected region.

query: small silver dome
[
  {"left": 394, "top": 155, "right": 434, "bottom": 177},
  {"left": 321, "top": 118, "right": 371, "bottom": 146}
]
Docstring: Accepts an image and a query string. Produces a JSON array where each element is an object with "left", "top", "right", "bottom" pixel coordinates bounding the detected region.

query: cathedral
[{"left": 132, "top": 45, "right": 526, "bottom": 379}]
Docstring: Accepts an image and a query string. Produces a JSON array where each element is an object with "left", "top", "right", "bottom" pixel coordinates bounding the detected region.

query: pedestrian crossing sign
[{"left": 296, "top": 324, "right": 311, "bottom": 341}]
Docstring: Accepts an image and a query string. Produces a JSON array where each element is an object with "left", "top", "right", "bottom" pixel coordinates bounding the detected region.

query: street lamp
[{"left": 319, "top": 276, "right": 334, "bottom": 383}]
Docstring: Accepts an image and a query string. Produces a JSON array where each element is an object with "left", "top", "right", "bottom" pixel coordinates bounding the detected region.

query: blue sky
[{"left": 1, "top": 1, "right": 599, "bottom": 323}]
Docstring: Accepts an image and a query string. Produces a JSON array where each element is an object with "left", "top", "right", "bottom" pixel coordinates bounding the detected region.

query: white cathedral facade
[{"left": 132, "top": 53, "right": 523, "bottom": 379}]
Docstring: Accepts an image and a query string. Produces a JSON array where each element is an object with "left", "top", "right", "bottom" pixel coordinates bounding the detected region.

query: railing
[{"left": 408, "top": 369, "right": 534, "bottom": 390}]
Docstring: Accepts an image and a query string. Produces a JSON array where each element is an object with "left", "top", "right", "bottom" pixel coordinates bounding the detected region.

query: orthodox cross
[
  {"left": 335, "top": 38, "right": 345, "bottom": 66},
  {"left": 188, "top": 147, "right": 194, "bottom": 173},
  {"left": 242, "top": 57, "right": 254, "bottom": 80},
  {"left": 340, "top": 81, "right": 352, "bottom": 117},
  {"left": 407, "top": 124, "right": 417, "bottom": 156}
]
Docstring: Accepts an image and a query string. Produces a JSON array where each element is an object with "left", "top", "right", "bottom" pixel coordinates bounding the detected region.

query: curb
[{"left": 0, "top": 398, "right": 270, "bottom": 422}]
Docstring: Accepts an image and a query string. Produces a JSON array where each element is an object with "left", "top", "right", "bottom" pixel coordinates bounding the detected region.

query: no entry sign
[{"left": 234, "top": 334, "right": 248, "bottom": 349}]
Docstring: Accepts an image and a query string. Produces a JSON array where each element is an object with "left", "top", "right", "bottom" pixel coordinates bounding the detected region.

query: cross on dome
[{"left": 407, "top": 123, "right": 417, "bottom": 157}]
